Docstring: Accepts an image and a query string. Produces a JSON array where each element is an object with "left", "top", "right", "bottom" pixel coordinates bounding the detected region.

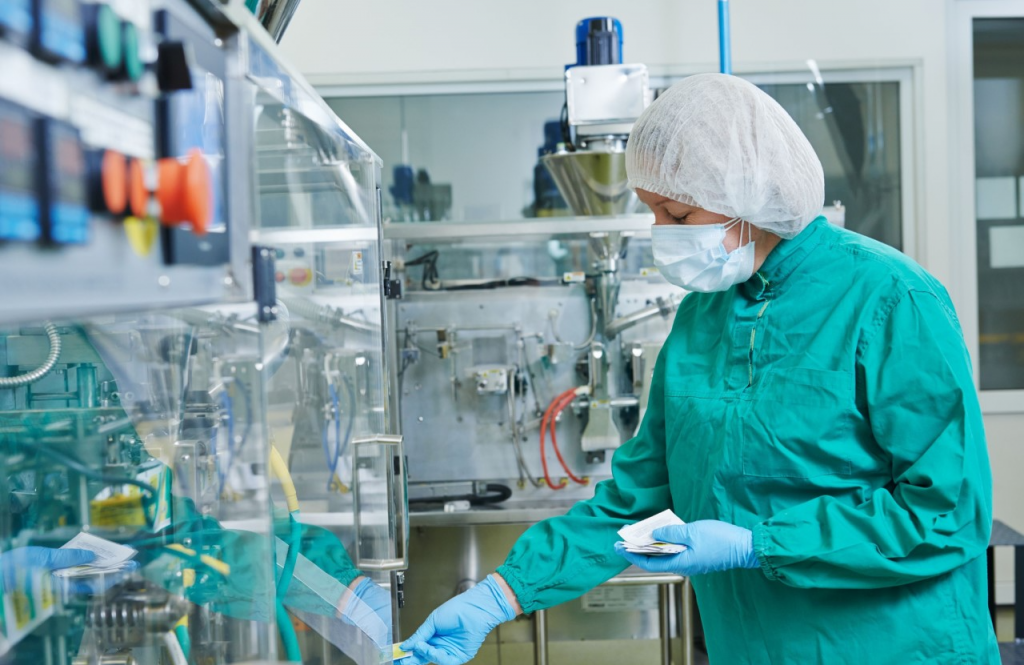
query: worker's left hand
[{"left": 614, "top": 520, "right": 760, "bottom": 576}]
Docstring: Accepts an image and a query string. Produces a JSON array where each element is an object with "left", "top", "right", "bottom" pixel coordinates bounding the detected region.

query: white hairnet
[{"left": 626, "top": 74, "right": 824, "bottom": 239}]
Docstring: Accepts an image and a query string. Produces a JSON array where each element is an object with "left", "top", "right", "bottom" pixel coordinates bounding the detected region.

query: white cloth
[{"left": 626, "top": 74, "right": 824, "bottom": 239}]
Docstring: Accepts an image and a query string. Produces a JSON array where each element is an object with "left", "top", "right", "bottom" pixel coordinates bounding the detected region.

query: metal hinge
[
  {"left": 252, "top": 245, "right": 278, "bottom": 322},
  {"left": 383, "top": 261, "right": 402, "bottom": 300}
]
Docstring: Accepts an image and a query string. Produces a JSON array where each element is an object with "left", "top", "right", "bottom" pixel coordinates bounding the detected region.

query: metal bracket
[
  {"left": 251, "top": 245, "right": 277, "bottom": 322},
  {"left": 383, "top": 260, "right": 403, "bottom": 300}
]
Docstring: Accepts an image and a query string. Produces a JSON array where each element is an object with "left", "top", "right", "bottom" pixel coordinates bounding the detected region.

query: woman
[{"left": 401, "top": 74, "right": 999, "bottom": 664}]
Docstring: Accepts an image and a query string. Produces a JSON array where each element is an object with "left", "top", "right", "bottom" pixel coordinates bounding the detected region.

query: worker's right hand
[
  {"left": 1, "top": 546, "right": 96, "bottom": 589},
  {"left": 400, "top": 575, "right": 516, "bottom": 665}
]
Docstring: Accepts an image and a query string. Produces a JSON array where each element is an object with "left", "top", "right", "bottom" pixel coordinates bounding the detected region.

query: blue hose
[
  {"left": 718, "top": 0, "right": 732, "bottom": 74},
  {"left": 174, "top": 624, "right": 191, "bottom": 663},
  {"left": 276, "top": 512, "right": 302, "bottom": 598},
  {"left": 276, "top": 599, "right": 301, "bottom": 662}
]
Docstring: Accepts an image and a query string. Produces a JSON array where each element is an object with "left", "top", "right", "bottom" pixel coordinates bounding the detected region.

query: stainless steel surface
[
  {"left": 681, "top": 578, "right": 695, "bottom": 665},
  {"left": 405, "top": 523, "right": 698, "bottom": 662},
  {"left": 409, "top": 501, "right": 578, "bottom": 527},
  {"left": 383, "top": 216, "right": 654, "bottom": 242},
  {"left": 394, "top": 281, "right": 675, "bottom": 488},
  {"left": 351, "top": 435, "right": 408, "bottom": 571},
  {"left": 541, "top": 150, "right": 639, "bottom": 217},
  {"left": 255, "top": 0, "right": 302, "bottom": 42},
  {"left": 604, "top": 573, "right": 685, "bottom": 587},
  {"left": 659, "top": 585, "right": 672, "bottom": 665},
  {"left": 606, "top": 296, "right": 682, "bottom": 339},
  {"left": 251, "top": 226, "right": 380, "bottom": 244},
  {"left": 533, "top": 609, "right": 548, "bottom": 665},
  {"left": 565, "top": 64, "right": 650, "bottom": 131}
]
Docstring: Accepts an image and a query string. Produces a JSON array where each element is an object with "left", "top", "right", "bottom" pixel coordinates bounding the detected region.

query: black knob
[{"left": 156, "top": 41, "right": 193, "bottom": 92}]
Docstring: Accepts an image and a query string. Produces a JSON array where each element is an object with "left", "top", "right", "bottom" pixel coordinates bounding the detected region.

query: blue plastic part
[
  {"left": 0, "top": 193, "right": 42, "bottom": 241},
  {"left": 718, "top": 0, "right": 732, "bottom": 74},
  {"left": 0, "top": 0, "right": 33, "bottom": 36},
  {"left": 574, "top": 16, "right": 623, "bottom": 66},
  {"left": 49, "top": 202, "right": 90, "bottom": 244},
  {"left": 36, "top": 0, "right": 86, "bottom": 63},
  {"left": 390, "top": 164, "right": 415, "bottom": 205}
]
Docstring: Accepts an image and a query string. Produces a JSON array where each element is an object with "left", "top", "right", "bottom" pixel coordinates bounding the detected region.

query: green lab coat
[{"left": 497, "top": 218, "right": 1000, "bottom": 663}]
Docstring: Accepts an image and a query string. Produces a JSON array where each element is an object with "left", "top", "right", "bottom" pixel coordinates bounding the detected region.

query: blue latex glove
[
  {"left": 400, "top": 575, "right": 516, "bottom": 665},
  {"left": 341, "top": 577, "right": 392, "bottom": 649},
  {"left": 614, "top": 520, "right": 760, "bottom": 576},
  {"left": 1, "top": 547, "right": 96, "bottom": 589}
]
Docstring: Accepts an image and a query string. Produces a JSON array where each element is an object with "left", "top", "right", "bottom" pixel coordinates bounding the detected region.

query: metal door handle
[{"left": 352, "top": 434, "right": 408, "bottom": 571}]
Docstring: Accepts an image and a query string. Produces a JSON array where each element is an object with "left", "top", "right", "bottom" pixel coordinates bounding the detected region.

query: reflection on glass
[
  {"left": 973, "top": 18, "right": 1024, "bottom": 390},
  {"left": 756, "top": 81, "right": 903, "bottom": 249}
]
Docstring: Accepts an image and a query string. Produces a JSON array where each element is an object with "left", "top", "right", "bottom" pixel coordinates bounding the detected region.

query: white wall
[{"left": 282, "top": 0, "right": 1024, "bottom": 606}]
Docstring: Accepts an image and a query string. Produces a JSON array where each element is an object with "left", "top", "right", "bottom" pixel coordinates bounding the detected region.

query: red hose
[
  {"left": 549, "top": 392, "right": 589, "bottom": 486},
  {"left": 540, "top": 389, "right": 589, "bottom": 489},
  {"left": 540, "top": 388, "right": 577, "bottom": 489}
]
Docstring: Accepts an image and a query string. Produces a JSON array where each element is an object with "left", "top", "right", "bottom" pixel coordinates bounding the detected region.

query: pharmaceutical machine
[
  {"left": 379, "top": 18, "right": 697, "bottom": 665},
  {"left": 0, "top": 2, "right": 403, "bottom": 665}
]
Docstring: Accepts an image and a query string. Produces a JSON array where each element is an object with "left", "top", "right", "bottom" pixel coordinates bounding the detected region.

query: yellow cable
[
  {"left": 165, "top": 544, "right": 232, "bottom": 577},
  {"left": 270, "top": 445, "right": 300, "bottom": 513}
]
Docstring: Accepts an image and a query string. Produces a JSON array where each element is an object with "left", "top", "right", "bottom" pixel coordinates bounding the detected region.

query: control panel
[{"left": 0, "top": 0, "right": 249, "bottom": 325}]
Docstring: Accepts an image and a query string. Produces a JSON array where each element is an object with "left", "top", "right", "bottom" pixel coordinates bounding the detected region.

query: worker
[{"left": 401, "top": 73, "right": 999, "bottom": 664}]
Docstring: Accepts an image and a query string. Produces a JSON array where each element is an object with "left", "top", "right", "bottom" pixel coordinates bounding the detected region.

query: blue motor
[{"left": 574, "top": 17, "right": 623, "bottom": 66}]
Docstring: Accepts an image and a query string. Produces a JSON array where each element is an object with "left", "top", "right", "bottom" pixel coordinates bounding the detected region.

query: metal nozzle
[
  {"left": 255, "top": 0, "right": 303, "bottom": 42},
  {"left": 541, "top": 147, "right": 638, "bottom": 217}
]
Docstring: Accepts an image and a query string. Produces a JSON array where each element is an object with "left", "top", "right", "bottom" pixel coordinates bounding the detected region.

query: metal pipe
[
  {"left": 256, "top": 0, "right": 303, "bottom": 42},
  {"left": 718, "top": 0, "right": 732, "bottom": 75},
  {"left": 681, "top": 577, "right": 695, "bottom": 665},
  {"left": 659, "top": 584, "right": 672, "bottom": 665},
  {"left": 603, "top": 573, "right": 684, "bottom": 586},
  {"left": 533, "top": 609, "right": 548, "bottom": 665},
  {"left": 604, "top": 297, "right": 680, "bottom": 339},
  {"left": 282, "top": 296, "right": 381, "bottom": 334},
  {"left": 0, "top": 322, "right": 62, "bottom": 388}
]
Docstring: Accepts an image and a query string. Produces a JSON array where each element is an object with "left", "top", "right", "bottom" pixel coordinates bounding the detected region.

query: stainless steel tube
[
  {"left": 605, "top": 297, "right": 680, "bottom": 339},
  {"left": 533, "top": 609, "right": 548, "bottom": 665},
  {"left": 659, "top": 584, "right": 672, "bottom": 665},
  {"left": 603, "top": 573, "right": 684, "bottom": 586},
  {"left": 0, "top": 322, "right": 61, "bottom": 388},
  {"left": 681, "top": 577, "right": 695, "bottom": 665}
]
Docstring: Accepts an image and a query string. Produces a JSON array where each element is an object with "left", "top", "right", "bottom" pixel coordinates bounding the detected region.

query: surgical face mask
[{"left": 651, "top": 218, "right": 756, "bottom": 293}]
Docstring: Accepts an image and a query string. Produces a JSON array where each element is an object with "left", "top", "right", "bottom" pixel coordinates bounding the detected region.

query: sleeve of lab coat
[
  {"left": 497, "top": 342, "right": 674, "bottom": 613},
  {"left": 754, "top": 289, "right": 994, "bottom": 589}
]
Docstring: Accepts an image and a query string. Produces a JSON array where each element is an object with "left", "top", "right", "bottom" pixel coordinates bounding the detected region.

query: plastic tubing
[
  {"left": 548, "top": 388, "right": 589, "bottom": 486},
  {"left": 268, "top": 445, "right": 302, "bottom": 599},
  {"left": 540, "top": 389, "right": 573, "bottom": 487},
  {"left": 276, "top": 599, "right": 302, "bottom": 662},
  {"left": 269, "top": 446, "right": 300, "bottom": 513},
  {"left": 277, "top": 513, "right": 301, "bottom": 599},
  {"left": 174, "top": 624, "right": 191, "bottom": 663},
  {"left": 0, "top": 322, "right": 61, "bottom": 388},
  {"left": 163, "top": 632, "right": 188, "bottom": 665},
  {"left": 550, "top": 388, "right": 590, "bottom": 486}
]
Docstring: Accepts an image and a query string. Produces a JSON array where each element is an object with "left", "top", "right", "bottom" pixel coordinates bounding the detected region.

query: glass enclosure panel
[
  {"left": 260, "top": 236, "right": 394, "bottom": 665},
  {"left": 328, "top": 75, "right": 904, "bottom": 248},
  {"left": 755, "top": 81, "right": 903, "bottom": 249},
  {"left": 249, "top": 45, "right": 395, "bottom": 664},
  {"left": 973, "top": 18, "right": 1024, "bottom": 391},
  {"left": 0, "top": 309, "right": 275, "bottom": 664}
]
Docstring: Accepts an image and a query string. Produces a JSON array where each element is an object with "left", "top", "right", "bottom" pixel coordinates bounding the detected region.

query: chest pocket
[{"left": 741, "top": 367, "right": 854, "bottom": 478}]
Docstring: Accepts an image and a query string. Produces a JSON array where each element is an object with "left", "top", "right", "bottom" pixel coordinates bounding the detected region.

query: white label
[
  {"left": 581, "top": 585, "right": 660, "bottom": 613},
  {"left": 563, "top": 271, "right": 586, "bottom": 283},
  {"left": 352, "top": 251, "right": 364, "bottom": 276}
]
